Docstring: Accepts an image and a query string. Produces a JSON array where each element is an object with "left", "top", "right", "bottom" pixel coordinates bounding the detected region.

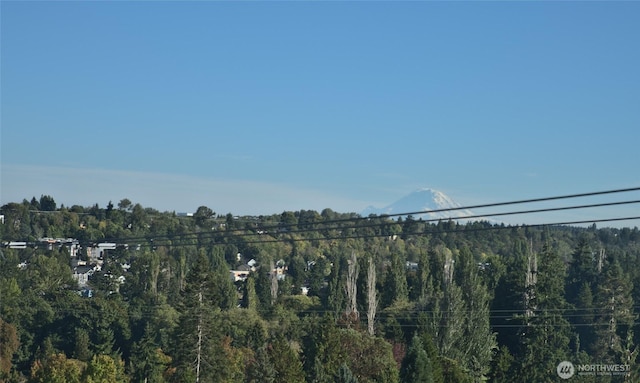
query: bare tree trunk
[
  {"left": 179, "top": 254, "right": 187, "bottom": 292},
  {"left": 345, "top": 251, "right": 359, "bottom": 320},
  {"left": 525, "top": 239, "right": 537, "bottom": 318},
  {"left": 367, "top": 256, "right": 378, "bottom": 336},
  {"left": 148, "top": 250, "right": 162, "bottom": 300},
  {"left": 597, "top": 248, "right": 606, "bottom": 274},
  {"left": 196, "top": 291, "right": 202, "bottom": 383},
  {"left": 270, "top": 259, "right": 278, "bottom": 305}
]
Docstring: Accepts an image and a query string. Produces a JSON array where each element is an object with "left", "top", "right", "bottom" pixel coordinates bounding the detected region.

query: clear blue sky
[{"left": 2, "top": 1, "right": 639, "bottom": 227}]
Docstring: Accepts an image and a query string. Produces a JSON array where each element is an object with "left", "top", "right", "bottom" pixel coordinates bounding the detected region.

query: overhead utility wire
[
  {"left": 108, "top": 208, "right": 640, "bottom": 249},
  {"left": 225, "top": 186, "right": 640, "bottom": 228},
  {"left": 119, "top": 199, "right": 640, "bottom": 246},
  {"left": 144, "top": 216, "right": 640, "bottom": 248},
  {"left": 376, "top": 186, "right": 640, "bottom": 220},
  {"left": 190, "top": 199, "right": 640, "bottom": 242},
  {"left": 8, "top": 187, "right": 638, "bottom": 247},
  {"left": 104, "top": 187, "right": 640, "bottom": 244}
]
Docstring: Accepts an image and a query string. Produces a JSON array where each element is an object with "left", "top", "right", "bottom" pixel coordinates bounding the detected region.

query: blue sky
[{"left": 2, "top": 1, "right": 639, "bottom": 227}]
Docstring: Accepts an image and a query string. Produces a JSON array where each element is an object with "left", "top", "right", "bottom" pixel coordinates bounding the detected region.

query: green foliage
[
  {"left": 28, "top": 353, "right": 84, "bottom": 383},
  {"left": 516, "top": 243, "right": 573, "bottom": 382},
  {"left": 336, "top": 363, "right": 358, "bottom": 383},
  {"left": 0, "top": 318, "right": 20, "bottom": 376},
  {"left": 170, "top": 253, "right": 221, "bottom": 382},
  {"left": 39, "top": 195, "right": 56, "bottom": 212},
  {"left": 83, "top": 354, "right": 127, "bottom": 383},
  {"left": 332, "top": 329, "right": 399, "bottom": 383},
  {"left": 381, "top": 250, "right": 408, "bottom": 308},
  {"left": 440, "top": 357, "right": 472, "bottom": 383},
  {"left": 268, "top": 336, "right": 305, "bottom": 383},
  {"left": 1, "top": 199, "right": 639, "bottom": 382},
  {"left": 193, "top": 206, "right": 214, "bottom": 228},
  {"left": 400, "top": 335, "right": 434, "bottom": 383},
  {"left": 242, "top": 274, "right": 259, "bottom": 311},
  {"left": 592, "top": 258, "right": 636, "bottom": 365},
  {"left": 246, "top": 346, "right": 275, "bottom": 383},
  {"left": 129, "top": 325, "right": 170, "bottom": 383},
  {"left": 488, "top": 345, "right": 514, "bottom": 383},
  {"left": 72, "top": 328, "right": 91, "bottom": 362}
]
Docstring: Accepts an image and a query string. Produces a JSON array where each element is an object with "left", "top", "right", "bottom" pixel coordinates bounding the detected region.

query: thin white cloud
[{"left": 0, "top": 164, "right": 367, "bottom": 215}]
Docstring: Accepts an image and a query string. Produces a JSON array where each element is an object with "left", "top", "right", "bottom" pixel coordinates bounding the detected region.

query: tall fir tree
[
  {"left": 246, "top": 346, "right": 275, "bottom": 383},
  {"left": 268, "top": 335, "right": 305, "bottom": 383},
  {"left": 242, "top": 274, "right": 259, "bottom": 311},
  {"left": 566, "top": 237, "right": 598, "bottom": 356},
  {"left": 381, "top": 251, "right": 409, "bottom": 308},
  {"left": 400, "top": 335, "right": 434, "bottom": 383},
  {"left": 516, "top": 242, "right": 572, "bottom": 382},
  {"left": 336, "top": 363, "right": 358, "bottom": 383},
  {"left": 170, "top": 251, "right": 225, "bottom": 383},
  {"left": 592, "top": 258, "right": 636, "bottom": 369},
  {"left": 573, "top": 281, "right": 596, "bottom": 355},
  {"left": 491, "top": 238, "right": 530, "bottom": 353},
  {"left": 453, "top": 247, "right": 496, "bottom": 380},
  {"left": 129, "top": 324, "right": 170, "bottom": 383},
  {"left": 566, "top": 238, "right": 597, "bottom": 305}
]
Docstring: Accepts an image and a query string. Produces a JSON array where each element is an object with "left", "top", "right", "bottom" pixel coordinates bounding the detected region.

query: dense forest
[{"left": 1, "top": 195, "right": 639, "bottom": 382}]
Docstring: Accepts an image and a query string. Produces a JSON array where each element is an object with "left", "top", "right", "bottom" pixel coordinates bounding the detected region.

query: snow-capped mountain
[{"left": 361, "top": 188, "right": 477, "bottom": 221}]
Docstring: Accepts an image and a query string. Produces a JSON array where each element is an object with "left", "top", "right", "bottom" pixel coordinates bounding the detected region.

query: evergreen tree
[
  {"left": 488, "top": 345, "right": 514, "bottom": 383},
  {"left": 0, "top": 318, "right": 20, "bottom": 377},
  {"left": 424, "top": 247, "right": 495, "bottom": 380},
  {"left": 170, "top": 252, "right": 223, "bottom": 382},
  {"left": 336, "top": 363, "right": 358, "bottom": 383},
  {"left": 255, "top": 263, "right": 274, "bottom": 313},
  {"left": 309, "top": 356, "right": 330, "bottom": 383},
  {"left": 72, "top": 328, "right": 92, "bottom": 362},
  {"left": 208, "top": 250, "right": 238, "bottom": 311},
  {"left": 242, "top": 274, "right": 259, "bottom": 311},
  {"left": 420, "top": 332, "right": 444, "bottom": 383},
  {"left": 566, "top": 238, "right": 599, "bottom": 355},
  {"left": 39, "top": 195, "right": 56, "bottom": 212},
  {"left": 381, "top": 251, "right": 408, "bottom": 308},
  {"left": 268, "top": 335, "right": 305, "bottom": 383},
  {"left": 573, "top": 281, "right": 596, "bottom": 354},
  {"left": 592, "top": 258, "right": 636, "bottom": 367},
  {"left": 454, "top": 247, "right": 496, "bottom": 380},
  {"left": 566, "top": 238, "right": 597, "bottom": 305},
  {"left": 400, "top": 335, "right": 434, "bottom": 383},
  {"left": 288, "top": 255, "right": 308, "bottom": 295},
  {"left": 516, "top": 243, "right": 572, "bottom": 382},
  {"left": 129, "top": 324, "right": 170, "bottom": 383},
  {"left": 492, "top": 238, "right": 529, "bottom": 353},
  {"left": 415, "top": 249, "right": 432, "bottom": 304},
  {"left": 93, "top": 327, "right": 115, "bottom": 356},
  {"left": 246, "top": 346, "right": 275, "bottom": 383},
  {"left": 325, "top": 253, "right": 346, "bottom": 317}
]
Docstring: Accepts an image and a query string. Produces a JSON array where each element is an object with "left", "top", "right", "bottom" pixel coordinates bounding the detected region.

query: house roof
[{"left": 74, "top": 265, "right": 94, "bottom": 274}]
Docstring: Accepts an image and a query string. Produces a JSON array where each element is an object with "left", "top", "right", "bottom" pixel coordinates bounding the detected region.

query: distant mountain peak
[{"left": 361, "top": 188, "right": 477, "bottom": 221}]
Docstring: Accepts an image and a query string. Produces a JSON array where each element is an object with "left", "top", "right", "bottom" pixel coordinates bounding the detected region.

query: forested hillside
[{"left": 1, "top": 196, "right": 639, "bottom": 382}]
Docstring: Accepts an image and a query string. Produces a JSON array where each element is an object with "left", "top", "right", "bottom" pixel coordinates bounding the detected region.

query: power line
[
  {"left": 4, "top": 187, "right": 639, "bottom": 248},
  {"left": 139, "top": 216, "right": 640, "bottom": 248},
  {"left": 100, "top": 194, "right": 640, "bottom": 246},
  {"left": 355, "top": 186, "right": 640, "bottom": 220}
]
